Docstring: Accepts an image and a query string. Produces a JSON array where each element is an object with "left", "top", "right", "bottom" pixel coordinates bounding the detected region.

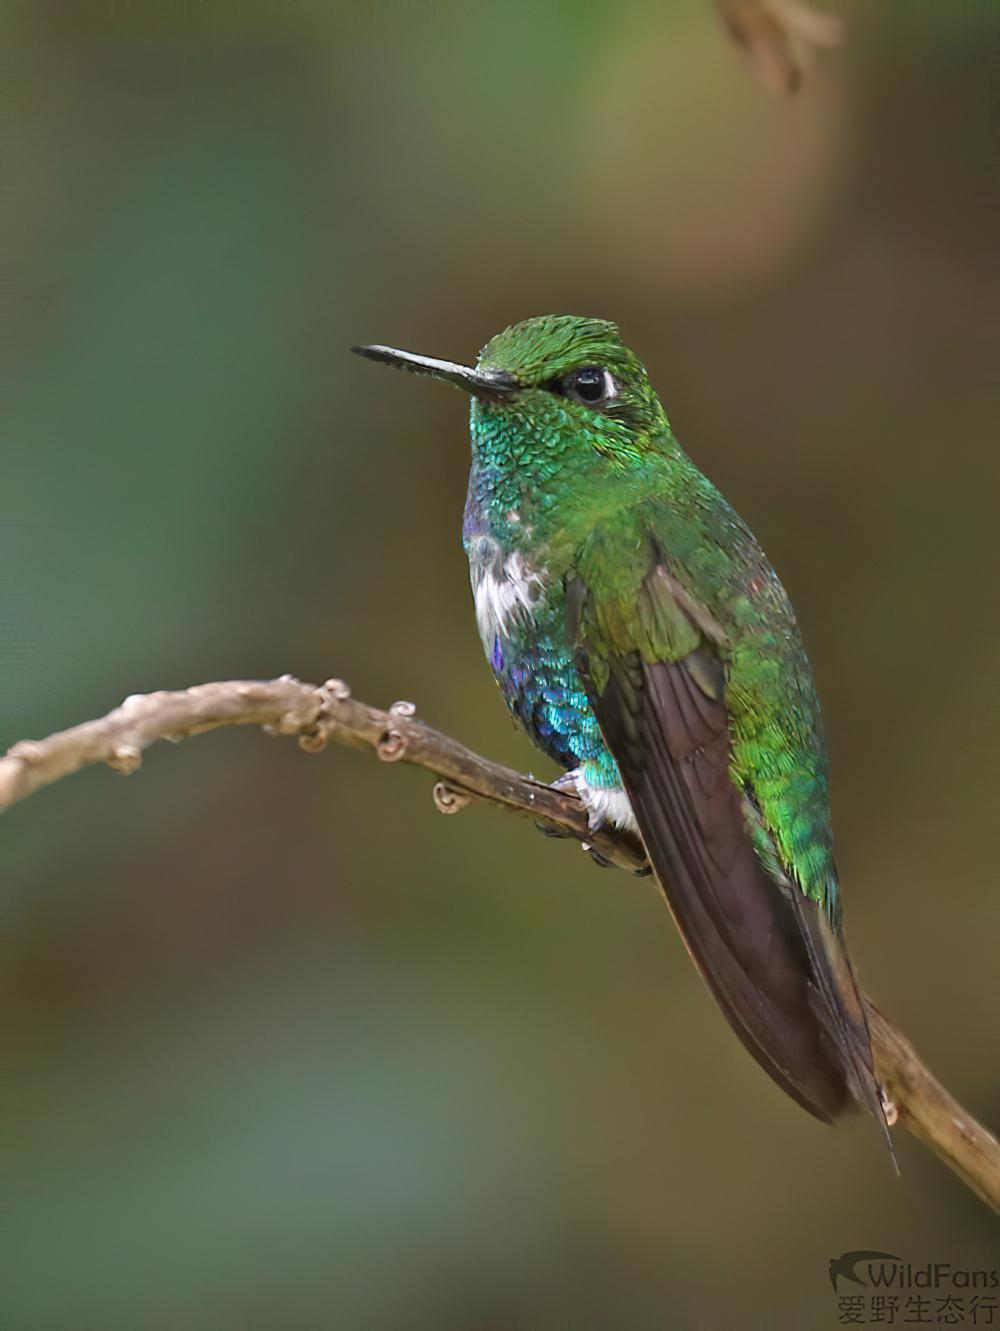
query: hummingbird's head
[{"left": 353, "top": 315, "right": 670, "bottom": 469}]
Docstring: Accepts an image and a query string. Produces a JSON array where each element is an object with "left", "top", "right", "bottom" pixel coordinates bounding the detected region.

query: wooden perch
[{"left": 2, "top": 675, "right": 997, "bottom": 1210}]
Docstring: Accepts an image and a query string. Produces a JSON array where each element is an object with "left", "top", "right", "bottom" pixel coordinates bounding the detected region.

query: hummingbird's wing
[{"left": 574, "top": 557, "right": 888, "bottom": 1134}]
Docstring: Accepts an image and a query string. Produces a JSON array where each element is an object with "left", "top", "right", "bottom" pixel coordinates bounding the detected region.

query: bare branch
[
  {"left": 3, "top": 675, "right": 997, "bottom": 1209},
  {"left": 868, "top": 1006, "right": 1000, "bottom": 1211},
  {"left": 0, "top": 677, "right": 323, "bottom": 808}
]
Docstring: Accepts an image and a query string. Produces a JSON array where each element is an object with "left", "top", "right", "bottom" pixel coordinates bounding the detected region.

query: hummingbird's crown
[{"left": 476, "top": 315, "right": 628, "bottom": 386}]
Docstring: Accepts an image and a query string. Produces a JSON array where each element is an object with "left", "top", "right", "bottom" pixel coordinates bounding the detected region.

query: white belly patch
[{"left": 471, "top": 546, "right": 546, "bottom": 647}]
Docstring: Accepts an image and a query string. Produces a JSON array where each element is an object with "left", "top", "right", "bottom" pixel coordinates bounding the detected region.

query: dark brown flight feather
[{"left": 584, "top": 633, "right": 891, "bottom": 1145}]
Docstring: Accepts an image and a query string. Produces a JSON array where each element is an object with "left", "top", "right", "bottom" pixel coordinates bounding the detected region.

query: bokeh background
[{"left": 5, "top": 2, "right": 998, "bottom": 1327}]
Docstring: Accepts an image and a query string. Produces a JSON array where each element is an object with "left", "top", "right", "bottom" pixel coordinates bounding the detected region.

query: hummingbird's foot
[
  {"left": 534, "top": 820, "right": 571, "bottom": 839},
  {"left": 552, "top": 767, "right": 639, "bottom": 836},
  {"left": 536, "top": 820, "right": 614, "bottom": 870},
  {"left": 535, "top": 819, "right": 614, "bottom": 870},
  {"left": 581, "top": 841, "right": 613, "bottom": 870},
  {"left": 545, "top": 770, "right": 645, "bottom": 872},
  {"left": 549, "top": 770, "right": 580, "bottom": 794}
]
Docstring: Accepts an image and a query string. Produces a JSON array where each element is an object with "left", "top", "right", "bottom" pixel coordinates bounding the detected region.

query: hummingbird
[{"left": 353, "top": 315, "right": 891, "bottom": 1140}]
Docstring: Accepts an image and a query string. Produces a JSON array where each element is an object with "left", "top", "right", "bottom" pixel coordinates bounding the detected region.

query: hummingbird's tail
[{"left": 786, "top": 891, "right": 898, "bottom": 1167}]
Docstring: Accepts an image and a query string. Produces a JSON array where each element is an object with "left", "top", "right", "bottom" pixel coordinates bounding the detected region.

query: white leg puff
[{"left": 555, "top": 768, "right": 638, "bottom": 834}]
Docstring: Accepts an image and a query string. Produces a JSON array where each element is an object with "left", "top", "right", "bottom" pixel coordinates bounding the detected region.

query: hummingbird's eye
[{"left": 558, "top": 366, "right": 618, "bottom": 407}]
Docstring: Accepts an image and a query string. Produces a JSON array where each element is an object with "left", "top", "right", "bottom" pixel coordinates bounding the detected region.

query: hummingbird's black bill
[{"left": 351, "top": 344, "right": 518, "bottom": 402}]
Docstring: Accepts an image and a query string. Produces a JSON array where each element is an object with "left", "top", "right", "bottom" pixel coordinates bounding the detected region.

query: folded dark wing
[{"left": 580, "top": 571, "right": 887, "bottom": 1130}]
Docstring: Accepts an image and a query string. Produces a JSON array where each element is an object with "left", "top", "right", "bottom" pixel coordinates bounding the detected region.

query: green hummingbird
[{"left": 353, "top": 315, "right": 890, "bottom": 1140}]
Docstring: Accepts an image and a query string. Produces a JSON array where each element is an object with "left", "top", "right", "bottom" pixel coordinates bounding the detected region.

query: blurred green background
[{"left": 5, "top": 2, "right": 998, "bottom": 1327}]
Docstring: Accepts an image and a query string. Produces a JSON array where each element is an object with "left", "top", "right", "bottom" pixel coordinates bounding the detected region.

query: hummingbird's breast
[
  {"left": 463, "top": 471, "right": 543, "bottom": 647},
  {"left": 466, "top": 538, "right": 547, "bottom": 655},
  {"left": 462, "top": 475, "right": 619, "bottom": 790}
]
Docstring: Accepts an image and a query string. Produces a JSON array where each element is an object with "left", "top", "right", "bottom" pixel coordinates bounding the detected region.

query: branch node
[
  {"left": 298, "top": 729, "right": 329, "bottom": 755},
  {"left": 322, "top": 678, "right": 352, "bottom": 701},
  {"left": 124, "top": 690, "right": 167, "bottom": 713},
  {"left": 273, "top": 712, "right": 309, "bottom": 737},
  {"left": 376, "top": 728, "right": 407, "bottom": 762},
  {"left": 433, "top": 781, "right": 472, "bottom": 814},
  {"left": 107, "top": 744, "right": 142, "bottom": 775},
  {"left": 389, "top": 700, "right": 417, "bottom": 718},
  {"left": 878, "top": 1079, "right": 900, "bottom": 1127},
  {"left": 6, "top": 739, "right": 43, "bottom": 765}
]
